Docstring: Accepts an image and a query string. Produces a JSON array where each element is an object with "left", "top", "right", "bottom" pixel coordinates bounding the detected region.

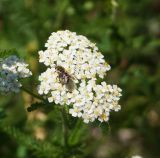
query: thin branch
[{"left": 21, "top": 87, "right": 46, "bottom": 102}]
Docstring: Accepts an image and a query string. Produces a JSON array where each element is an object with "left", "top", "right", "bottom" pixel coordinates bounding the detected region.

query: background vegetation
[{"left": 0, "top": 0, "right": 160, "bottom": 158}]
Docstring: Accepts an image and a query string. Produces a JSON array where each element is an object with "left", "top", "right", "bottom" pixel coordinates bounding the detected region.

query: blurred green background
[{"left": 0, "top": 0, "right": 160, "bottom": 158}]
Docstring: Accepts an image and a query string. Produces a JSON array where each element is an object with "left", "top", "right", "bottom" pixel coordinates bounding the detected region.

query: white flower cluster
[
  {"left": 38, "top": 30, "right": 122, "bottom": 123},
  {"left": 0, "top": 55, "right": 32, "bottom": 94}
]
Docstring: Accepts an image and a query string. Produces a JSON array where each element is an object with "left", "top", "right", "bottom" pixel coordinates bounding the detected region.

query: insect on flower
[{"left": 55, "top": 66, "right": 76, "bottom": 92}]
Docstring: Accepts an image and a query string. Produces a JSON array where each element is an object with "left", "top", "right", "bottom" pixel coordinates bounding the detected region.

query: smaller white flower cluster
[
  {"left": 0, "top": 55, "right": 32, "bottom": 94},
  {"left": 132, "top": 156, "right": 143, "bottom": 158},
  {"left": 38, "top": 30, "right": 122, "bottom": 123},
  {"left": 68, "top": 79, "right": 122, "bottom": 123}
]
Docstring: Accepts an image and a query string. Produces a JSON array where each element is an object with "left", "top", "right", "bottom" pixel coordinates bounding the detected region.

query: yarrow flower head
[
  {"left": 0, "top": 55, "right": 32, "bottom": 94},
  {"left": 38, "top": 30, "right": 122, "bottom": 123}
]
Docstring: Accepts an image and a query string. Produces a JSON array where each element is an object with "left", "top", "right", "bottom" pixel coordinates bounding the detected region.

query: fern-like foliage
[
  {"left": 0, "top": 107, "right": 7, "bottom": 120},
  {"left": 0, "top": 125, "right": 62, "bottom": 158},
  {"left": 27, "top": 102, "right": 46, "bottom": 112},
  {"left": 0, "top": 49, "right": 19, "bottom": 59},
  {"left": 27, "top": 102, "right": 54, "bottom": 112}
]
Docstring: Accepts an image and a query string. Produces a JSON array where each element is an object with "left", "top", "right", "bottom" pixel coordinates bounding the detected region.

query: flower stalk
[
  {"left": 21, "top": 86, "right": 46, "bottom": 102},
  {"left": 61, "top": 107, "right": 69, "bottom": 148}
]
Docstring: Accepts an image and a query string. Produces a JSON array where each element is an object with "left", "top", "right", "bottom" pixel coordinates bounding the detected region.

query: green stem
[
  {"left": 21, "top": 87, "right": 46, "bottom": 102},
  {"left": 61, "top": 107, "right": 68, "bottom": 148}
]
